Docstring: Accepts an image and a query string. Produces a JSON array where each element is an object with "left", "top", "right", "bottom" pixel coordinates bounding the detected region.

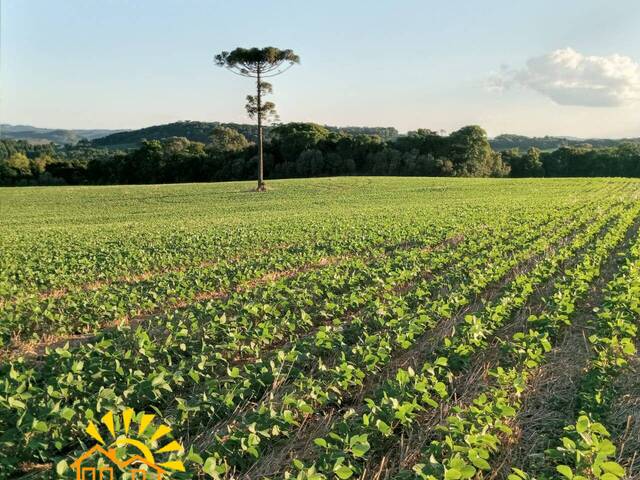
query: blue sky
[{"left": 3, "top": 0, "right": 640, "bottom": 137}]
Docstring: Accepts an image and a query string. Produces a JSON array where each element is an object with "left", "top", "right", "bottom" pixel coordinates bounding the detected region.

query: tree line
[{"left": 2, "top": 123, "right": 640, "bottom": 185}]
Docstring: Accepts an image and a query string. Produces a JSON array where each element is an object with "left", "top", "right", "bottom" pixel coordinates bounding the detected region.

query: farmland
[{"left": 1, "top": 177, "right": 639, "bottom": 479}]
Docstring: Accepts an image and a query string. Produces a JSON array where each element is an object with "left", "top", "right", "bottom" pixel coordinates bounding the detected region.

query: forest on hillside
[
  {"left": 490, "top": 133, "right": 640, "bottom": 151},
  {"left": 0, "top": 121, "right": 400, "bottom": 146},
  {"left": 2, "top": 122, "right": 640, "bottom": 185}
]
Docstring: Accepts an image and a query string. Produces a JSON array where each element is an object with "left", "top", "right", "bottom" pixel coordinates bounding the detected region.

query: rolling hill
[
  {"left": 6, "top": 122, "right": 636, "bottom": 152},
  {"left": 0, "top": 124, "right": 125, "bottom": 145},
  {"left": 490, "top": 133, "right": 640, "bottom": 151},
  {"left": 89, "top": 121, "right": 246, "bottom": 148},
  {"left": 90, "top": 121, "right": 400, "bottom": 149}
]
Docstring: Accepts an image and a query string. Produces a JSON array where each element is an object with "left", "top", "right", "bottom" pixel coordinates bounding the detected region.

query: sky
[{"left": 3, "top": 0, "right": 640, "bottom": 138}]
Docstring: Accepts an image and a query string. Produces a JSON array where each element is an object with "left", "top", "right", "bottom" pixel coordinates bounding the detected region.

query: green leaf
[
  {"left": 314, "top": 438, "right": 328, "bottom": 448},
  {"left": 470, "top": 456, "right": 491, "bottom": 470},
  {"left": 56, "top": 459, "right": 69, "bottom": 475},
  {"left": 98, "top": 388, "right": 115, "bottom": 399},
  {"left": 435, "top": 356, "right": 448, "bottom": 366},
  {"left": 601, "top": 462, "right": 625, "bottom": 477},
  {"left": 557, "top": 465, "right": 574, "bottom": 479},
  {"left": 203, "top": 457, "right": 218, "bottom": 477},
  {"left": 510, "top": 467, "right": 528, "bottom": 479},
  {"left": 576, "top": 416, "right": 590, "bottom": 434},
  {"left": 445, "top": 468, "right": 462, "bottom": 479},
  {"left": 599, "top": 439, "right": 617, "bottom": 455},
  {"left": 186, "top": 447, "right": 204, "bottom": 465},
  {"left": 351, "top": 441, "right": 370, "bottom": 458},
  {"left": 334, "top": 465, "right": 353, "bottom": 479},
  {"left": 375, "top": 419, "right": 392, "bottom": 436},
  {"left": 60, "top": 408, "right": 75, "bottom": 421},
  {"left": 8, "top": 397, "right": 26, "bottom": 409},
  {"left": 33, "top": 420, "right": 49, "bottom": 432},
  {"left": 460, "top": 465, "right": 476, "bottom": 479},
  {"left": 600, "top": 475, "right": 619, "bottom": 480}
]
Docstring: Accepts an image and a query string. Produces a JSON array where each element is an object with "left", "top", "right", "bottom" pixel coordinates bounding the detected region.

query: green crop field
[{"left": 1, "top": 177, "right": 639, "bottom": 479}]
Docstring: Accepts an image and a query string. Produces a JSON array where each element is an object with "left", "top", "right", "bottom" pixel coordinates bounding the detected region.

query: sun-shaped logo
[{"left": 70, "top": 407, "right": 186, "bottom": 479}]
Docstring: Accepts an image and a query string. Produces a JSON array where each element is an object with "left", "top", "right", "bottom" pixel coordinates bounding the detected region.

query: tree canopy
[
  {"left": 209, "top": 126, "right": 250, "bottom": 154},
  {"left": 215, "top": 47, "right": 300, "bottom": 77}
]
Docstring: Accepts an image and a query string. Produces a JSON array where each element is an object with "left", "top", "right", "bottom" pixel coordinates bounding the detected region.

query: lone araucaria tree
[{"left": 215, "top": 47, "right": 300, "bottom": 191}]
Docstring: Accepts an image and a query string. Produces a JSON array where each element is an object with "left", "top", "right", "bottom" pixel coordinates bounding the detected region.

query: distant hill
[
  {"left": 0, "top": 124, "right": 126, "bottom": 145},
  {"left": 490, "top": 133, "right": 640, "bottom": 151},
  {"left": 91, "top": 121, "right": 400, "bottom": 149},
  {"left": 21, "top": 123, "right": 637, "bottom": 152},
  {"left": 90, "top": 121, "right": 245, "bottom": 148}
]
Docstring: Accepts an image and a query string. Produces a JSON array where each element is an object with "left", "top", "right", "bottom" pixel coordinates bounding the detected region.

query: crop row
[
  {"left": 0, "top": 200, "right": 512, "bottom": 297},
  {"left": 187, "top": 199, "right": 585, "bottom": 475},
  {"left": 4, "top": 196, "right": 581, "bottom": 348},
  {"left": 277, "top": 201, "right": 637, "bottom": 480},
  {"left": 249, "top": 201, "right": 624, "bottom": 478},
  {"left": 0, "top": 219, "right": 455, "bottom": 348},
  {"left": 0, "top": 201, "right": 594, "bottom": 475},
  {"left": 406, "top": 202, "right": 640, "bottom": 480},
  {"left": 537, "top": 225, "right": 640, "bottom": 480},
  {"left": 0, "top": 206, "right": 549, "bottom": 473},
  {"left": 2, "top": 179, "right": 628, "bottom": 300},
  {"left": 3, "top": 182, "right": 638, "bottom": 478}
]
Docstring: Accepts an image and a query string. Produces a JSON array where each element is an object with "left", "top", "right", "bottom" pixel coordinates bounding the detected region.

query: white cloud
[{"left": 490, "top": 48, "right": 640, "bottom": 107}]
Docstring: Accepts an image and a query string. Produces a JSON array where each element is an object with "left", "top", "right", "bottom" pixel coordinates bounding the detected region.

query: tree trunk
[{"left": 256, "top": 68, "right": 265, "bottom": 191}]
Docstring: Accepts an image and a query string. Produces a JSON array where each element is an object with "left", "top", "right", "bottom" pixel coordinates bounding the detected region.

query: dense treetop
[{"left": 215, "top": 47, "right": 300, "bottom": 76}]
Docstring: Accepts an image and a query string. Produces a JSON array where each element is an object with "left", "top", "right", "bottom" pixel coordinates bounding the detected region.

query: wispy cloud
[{"left": 489, "top": 47, "right": 640, "bottom": 107}]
